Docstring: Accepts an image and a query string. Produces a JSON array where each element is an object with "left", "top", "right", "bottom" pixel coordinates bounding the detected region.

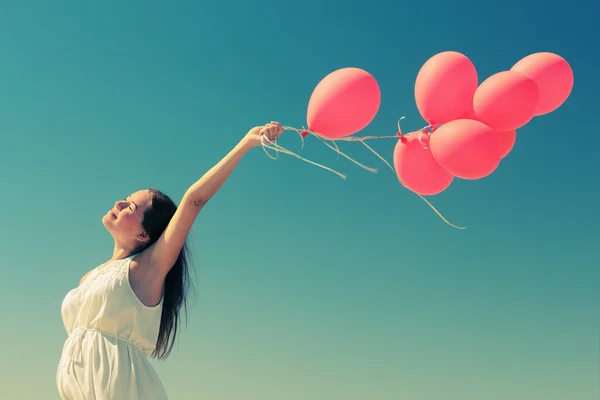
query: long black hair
[{"left": 134, "top": 188, "right": 194, "bottom": 360}]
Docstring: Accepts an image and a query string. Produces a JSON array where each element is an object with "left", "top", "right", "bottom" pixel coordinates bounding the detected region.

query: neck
[{"left": 110, "top": 242, "right": 137, "bottom": 262}]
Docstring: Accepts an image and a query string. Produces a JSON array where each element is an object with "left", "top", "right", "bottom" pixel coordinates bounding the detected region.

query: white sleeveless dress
[{"left": 57, "top": 254, "right": 169, "bottom": 399}]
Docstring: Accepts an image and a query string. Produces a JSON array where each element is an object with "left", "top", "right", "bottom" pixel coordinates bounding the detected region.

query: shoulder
[{"left": 79, "top": 269, "right": 95, "bottom": 285}]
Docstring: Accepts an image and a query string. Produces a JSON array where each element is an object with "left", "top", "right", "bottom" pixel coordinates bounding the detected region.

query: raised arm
[{"left": 147, "top": 122, "right": 283, "bottom": 277}]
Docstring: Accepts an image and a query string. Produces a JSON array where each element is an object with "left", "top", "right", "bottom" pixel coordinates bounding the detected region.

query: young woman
[{"left": 56, "top": 122, "right": 284, "bottom": 399}]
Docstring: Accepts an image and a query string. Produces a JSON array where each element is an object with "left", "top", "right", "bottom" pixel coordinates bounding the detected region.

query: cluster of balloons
[
  {"left": 271, "top": 52, "right": 573, "bottom": 227},
  {"left": 291, "top": 51, "right": 573, "bottom": 199},
  {"left": 395, "top": 51, "right": 574, "bottom": 195}
]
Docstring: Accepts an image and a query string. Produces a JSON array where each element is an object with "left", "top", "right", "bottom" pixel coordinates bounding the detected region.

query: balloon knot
[
  {"left": 300, "top": 131, "right": 309, "bottom": 138},
  {"left": 399, "top": 135, "right": 408, "bottom": 143}
]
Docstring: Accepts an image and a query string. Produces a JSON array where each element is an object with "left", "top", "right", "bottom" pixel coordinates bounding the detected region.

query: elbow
[{"left": 183, "top": 191, "right": 210, "bottom": 208}]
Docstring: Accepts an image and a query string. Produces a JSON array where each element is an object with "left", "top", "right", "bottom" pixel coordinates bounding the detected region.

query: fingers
[
  {"left": 271, "top": 121, "right": 283, "bottom": 131},
  {"left": 260, "top": 121, "right": 283, "bottom": 142}
]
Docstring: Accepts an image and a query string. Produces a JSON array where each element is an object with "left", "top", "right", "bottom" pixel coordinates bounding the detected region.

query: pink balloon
[
  {"left": 460, "top": 106, "right": 516, "bottom": 158},
  {"left": 306, "top": 67, "right": 380, "bottom": 139},
  {"left": 460, "top": 103, "right": 477, "bottom": 119},
  {"left": 496, "top": 130, "right": 516, "bottom": 158},
  {"left": 415, "top": 51, "right": 478, "bottom": 125},
  {"left": 472, "top": 71, "right": 539, "bottom": 131},
  {"left": 511, "top": 52, "right": 574, "bottom": 116},
  {"left": 430, "top": 119, "right": 502, "bottom": 180},
  {"left": 393, "top": 132, "right": 453, "bottom": 195}
]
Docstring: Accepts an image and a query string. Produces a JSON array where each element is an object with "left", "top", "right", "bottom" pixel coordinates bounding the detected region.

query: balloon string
[
  {"left": 284, "top": 126, "right": 379, "bottom": 173},
  {"left": 356, "top": 138, "right": 394, "bottom": 172},
  {"left": 316, "top": 133, "right": 342, "bottom": 161},
  {"left": 281, "top": 123, "right": 466, "bottom": 230},
  {"left": 313, "top": 135, "right": 379, "bottom": 173},
  {"left": 260, "top": 134, "right": 347, "bottom": 180},
  {"left": 412, "top": 193, "right": 466, "bottom": 230},
  {"left": 335, "top": 134, "right": 399, "bottom": 140}
]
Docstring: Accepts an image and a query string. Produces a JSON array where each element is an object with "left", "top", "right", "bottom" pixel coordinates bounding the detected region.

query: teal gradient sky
[{"left": 0, "top": 1, "right": 597, "bottom": 399}]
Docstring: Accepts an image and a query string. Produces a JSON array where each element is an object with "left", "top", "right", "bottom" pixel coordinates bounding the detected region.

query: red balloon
[
  {"left": 460, "top": 103, "right": 477, "bottom": 119},
  {"left": 460, "top": 106, "right": 516, "bottom": 159},
  {"left": 496, "top": 130, "right": 516, "bottom": 158},
  {"left": 472, "top": 71, "right": 539, "bottom": 131},
  {"left": 430, "top": 119, "right": 502, "bottom": 180},
  {"left": 511, "top": 52, "right": 573, "bottom": 116},
  {"left": 393, "top": 132, "right": 453, "bottom": 195},
  {"left": 415, "top": 51, "right": 478, "bottom": 125},
  {"left": 307, "top": 67, "right": 380, "bottom": 139}
]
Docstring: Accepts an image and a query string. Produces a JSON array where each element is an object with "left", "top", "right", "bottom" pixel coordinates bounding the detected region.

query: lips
[{"left": 109, "top": 210, "right": 117, "bottom": 219}]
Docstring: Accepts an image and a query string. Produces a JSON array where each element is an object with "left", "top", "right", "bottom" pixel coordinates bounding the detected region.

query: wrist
[{"left": 239, "top": 136, "right": 258, "bottom": 151}]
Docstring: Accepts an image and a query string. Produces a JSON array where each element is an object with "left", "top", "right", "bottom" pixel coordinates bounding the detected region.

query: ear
[{"left": 136, "top": 231, "right": 150, "bottom": 243}]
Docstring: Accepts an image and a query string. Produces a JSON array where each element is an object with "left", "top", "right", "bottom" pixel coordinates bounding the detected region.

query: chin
[{"left": 101, "top": 214, "right": 113, "bottom": 230}]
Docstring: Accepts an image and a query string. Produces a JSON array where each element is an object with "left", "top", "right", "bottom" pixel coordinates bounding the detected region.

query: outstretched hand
[{"left": 244, "top": 121, "right": 283, "bottom": 148}]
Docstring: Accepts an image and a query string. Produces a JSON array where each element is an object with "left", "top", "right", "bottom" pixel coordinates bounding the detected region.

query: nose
[{"left": 114, "top": 200, "right": 126, "bottom": 211}]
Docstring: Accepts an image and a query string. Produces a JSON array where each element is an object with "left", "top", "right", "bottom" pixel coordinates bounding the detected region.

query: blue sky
[{"left": 0, "top": 1, "right": 597, "bottom": 399}]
